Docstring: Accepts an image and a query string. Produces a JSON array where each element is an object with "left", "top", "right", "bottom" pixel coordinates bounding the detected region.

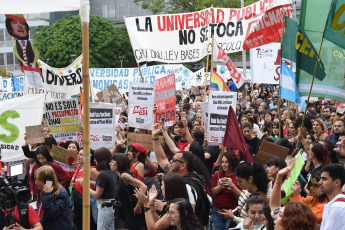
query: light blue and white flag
[{"left": 280, "top": 62, "right": 306, "bottom": 111}]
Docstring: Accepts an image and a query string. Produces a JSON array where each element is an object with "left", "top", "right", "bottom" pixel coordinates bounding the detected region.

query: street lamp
[
  {"left": 119, "top": 56, "right": 124, "bottom": 68},
  {"left": 70, "top": 54, "right": 76, "bottom": 62}
]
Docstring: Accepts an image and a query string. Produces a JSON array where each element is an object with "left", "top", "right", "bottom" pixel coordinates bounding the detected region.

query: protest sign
[
  {"left": 24, "top": 55, "right": 83, "bottom": 101},
  {"left": 89, "top": 64, "right": 194, "bottom": 93},
  {"left": 200, "top": 102, "right": 209, "bottom": 131},
  {"left": 250, "top": 43, "right": 295, "bottom": 84},
  {"left": 281, "top": 151, "right": 305, "bottom": 204},
  {"left": 96, "top": 84, "right": 127, "bottom": 110},
  {"left": 44, "top": 98, "right": 82, "bottom": 142},
  {"left": 128, "top": 82, "right": 155, "bottom": 130},
  {"left": 0, "top": 94, "right": 44, "bottom": 162},
  {"left": 88, "top": 103, "right": 117, "bottom": 150},
  {"left": 51, "top": 145, "right": 78, "bottom": 166},
  {"left": 25, "top": 125, "right": 45, "bottom": 145},
  {"left": 154, "top": 74, "right": 176, "bottom": 126},
  {"left": 127, "top": 133, "right": 164, "bottom": 152},
  {"left": 125, "top": 0, "right": 292, "bottom": 63},
  {"left": 207, "top": 91, "right": 237, "bottom": 145},
  {"left": 255, "top": 140, "right": 290, "bottom": 165}
]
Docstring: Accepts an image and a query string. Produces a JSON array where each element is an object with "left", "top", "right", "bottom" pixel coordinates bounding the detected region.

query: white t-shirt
[
  {"left": 186, "top": 184, "right": 197, "bottom": 206},
  {"left": 321, "top": 193, "right": 345, "bottom": 230}
]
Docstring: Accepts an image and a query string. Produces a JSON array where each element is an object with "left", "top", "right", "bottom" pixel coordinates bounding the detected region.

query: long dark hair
[
  {"left": 235, "top": 162, "right": 269, "bottom": 194},
  {"left": 169, "top": 198, "right": 204, "bottom": 230},
  {"left": 35, "top": 146, "right": 53, "bottom": 165},
  {"left": 221, "top": 151, "right": 240, "bottom": 173},
  {"left": 128, "top": 145, "right": 145, "bottom": 164},
  {"left": 94, "top": 147, "right": 111, "bottom": 171},
  {"left": 164, "top": 173, "right": 188, "bottom": 202},
  {"left": 112, "top": 153, "right": 130, "bottom": 173}
]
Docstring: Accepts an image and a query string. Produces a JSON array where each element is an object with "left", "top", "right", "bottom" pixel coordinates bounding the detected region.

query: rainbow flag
[{"left": 210, "top": 70, "right": 230, "bottom": 91}]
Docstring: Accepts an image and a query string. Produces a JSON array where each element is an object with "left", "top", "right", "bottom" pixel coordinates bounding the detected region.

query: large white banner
[
  {"left": 0, "top": 94, "right": 44, "bottom": 162},
  {"left": 0, "top": 0, "right": 80, "bottom": 14},
  {"left": 207, "top": 91, "right": 237, "bottom": 146},
  {"left": 128, "top": 82, "right": 155, "bottom": 130},
  {"left": 24, "top": 56, "right": 83, "bottom": 101},
  {"left": 125, "top": 0, "right": 292, "bottom": 63},
  {"left": 250, "top": 42, "right": 281, "bottom": 84},
  {"left": 89, "top": 64, "right": 195, "bottom": 93}
]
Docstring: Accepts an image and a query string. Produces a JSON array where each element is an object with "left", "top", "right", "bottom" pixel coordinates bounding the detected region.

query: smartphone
[
  {"left": 161, "top": 117, "right": 165, "bottom": 124},
  {"left": 45, "top": 177, "right": 54, "bottom": 188}
]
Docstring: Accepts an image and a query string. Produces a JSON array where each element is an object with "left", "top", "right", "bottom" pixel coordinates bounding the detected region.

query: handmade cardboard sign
[
  {"left": 255, "top": 140, "right": 290, "bottom": 165},
  {"left": 154, "top": 74, "right": 176, "bottom": 126},
  {"left": 96, "top": 84, "right": 127, "bottom": 110},
  {"left": 127, "top": 133, "right": 164, "bottom": 152},
  {"left": 51, "top": 145, "right": 78, "bottom": 166},
  {"left": 25, "top": 125, "right": 45, "bottom": 144}
]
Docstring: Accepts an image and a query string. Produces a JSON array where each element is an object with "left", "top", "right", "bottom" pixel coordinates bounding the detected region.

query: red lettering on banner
[
  {"left": 133, "top": 106, "right": 148, "bottom": 115},
  {"left": 243, "top": 5, "right": 292, "bottom": 50},
  {"left": 157, "top": 9, "right": 211, "bottom": 31},
  {"left": 115, "top": 108, "right": 121, "bottom": 116}
]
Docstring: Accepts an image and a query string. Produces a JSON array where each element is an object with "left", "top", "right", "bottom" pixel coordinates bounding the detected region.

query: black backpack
[{"left": 184, "top": 174, "right": 211, "bottom": 227}]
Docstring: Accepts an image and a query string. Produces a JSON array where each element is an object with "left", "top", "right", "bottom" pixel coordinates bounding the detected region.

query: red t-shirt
[
  {"left": 177, "top": 139, "right": 189, "bottom": 151},
  {"left": 72, "top": 166, "right": 96, "bottom": 194},
  {"left": 212, "top": 171, "right": 241, "bottom": 210},
  {"left": 4, "top": 205, "right": 40, "bottom": 227}
]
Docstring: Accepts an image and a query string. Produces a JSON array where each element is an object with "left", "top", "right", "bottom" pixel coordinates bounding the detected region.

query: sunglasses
[{"left": 172, "top": 158, "right": 185, "bottom": 164}]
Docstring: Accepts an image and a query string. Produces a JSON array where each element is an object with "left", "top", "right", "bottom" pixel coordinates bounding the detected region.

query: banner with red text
[
  {"left": 44, "top": 98, "right": 82, "bottom": 142},
  {"left": 125, "top": 0, "right": 292, "bottom": 63},
  {"left": 128, "top": 82, "right": 155, "bottom": 130},
  {"left": 154, "top": 74, "right": 176, "bottom": 126}
]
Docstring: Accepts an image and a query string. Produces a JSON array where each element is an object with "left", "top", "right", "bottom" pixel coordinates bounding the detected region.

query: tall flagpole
[{"left": 80, "top": 1, "right": 91, "bottom": 229}]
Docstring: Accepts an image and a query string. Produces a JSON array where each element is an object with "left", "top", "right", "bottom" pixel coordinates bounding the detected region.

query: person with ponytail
[{"left": 218, "top": 162, "right": 269, "bottom": 225}]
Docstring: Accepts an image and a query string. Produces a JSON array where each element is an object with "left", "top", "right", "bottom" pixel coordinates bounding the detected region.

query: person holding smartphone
[{"left": 34, "top": 165, "right": 72, "bottom": 230}]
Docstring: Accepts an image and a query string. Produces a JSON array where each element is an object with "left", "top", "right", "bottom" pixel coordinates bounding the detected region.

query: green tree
[
  {"left": 134, "top": 0, "right": 257, "bottom": 14},
  {"left": 0, "top": 67, "right": 12, "bottom": 77},
  {"left": 33, "top": 14, "right": 136, "bottom": 68}
]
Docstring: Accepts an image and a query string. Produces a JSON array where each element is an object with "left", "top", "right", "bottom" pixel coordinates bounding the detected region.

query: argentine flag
[{"left": 280, "top": 62, "right": 306, "bottom": 111}]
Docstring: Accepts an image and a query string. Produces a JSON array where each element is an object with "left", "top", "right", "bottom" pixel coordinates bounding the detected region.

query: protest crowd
[
  {"left": 0, "top": 0, "right": 345, "bottom": 229},
  {"left": 1, "top": 80, "right": 345, "bottom": 230}
]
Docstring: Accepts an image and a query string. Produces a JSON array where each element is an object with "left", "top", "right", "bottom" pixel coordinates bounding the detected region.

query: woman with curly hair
[
  {"left": 274, "top": 202, "right": 316, "bottom": 230},
  {"left": 313, "top": 118, "right": 328, "bottom": 141}
]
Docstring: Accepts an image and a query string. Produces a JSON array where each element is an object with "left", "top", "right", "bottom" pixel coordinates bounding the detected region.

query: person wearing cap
[
  {"left": 5, "top": 14, "right": 42, "bottom": 82},
  {"left": 126, "top": 143, "right": 146, "bottom": 181}
]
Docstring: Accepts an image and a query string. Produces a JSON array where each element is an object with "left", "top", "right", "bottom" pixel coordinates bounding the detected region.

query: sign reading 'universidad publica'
[{"left": 125, "top": 0, "right": 292, "bottom": 63}]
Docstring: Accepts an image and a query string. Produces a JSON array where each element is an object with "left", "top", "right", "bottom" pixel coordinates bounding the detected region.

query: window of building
[
  {"left": 5, "top": 30, "right": 13, "bottom": 41},
  {"left": 0, "top": 29, "right": 4, "bottom": 42},
  {"left": 6, "top": 53, "right": 14, "bottom": 65},
  {"left": 0, "top": 53, "right": 5, "bottom": 66}
]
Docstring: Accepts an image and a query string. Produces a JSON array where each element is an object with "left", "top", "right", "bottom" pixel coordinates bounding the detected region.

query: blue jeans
[
  {"left": 97, "top": 199, "right": 115, "bottom": 230},
  {"left": 211, "top": 206, "right": 231, "bottom": 230}
]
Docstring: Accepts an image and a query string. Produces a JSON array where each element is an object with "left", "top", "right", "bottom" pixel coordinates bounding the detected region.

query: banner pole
[
  {"left": 136, "top": 63, "right": 145, "bottom": 83},
  {"left": 208, "top": 35, "right": 215, "bottom": 102},
  {"left": 203, "top": 55, "right": 210, "bottom": 102},
  {"left": 80, "top": 1, "right": 91, "bottom": 230}
]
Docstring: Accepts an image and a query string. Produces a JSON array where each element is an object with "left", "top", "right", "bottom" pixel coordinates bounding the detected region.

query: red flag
[
  {"left": 213, "top": 42, "right": 245, "bottom": 88},
  {"left": 223, "top": 106, "right": 253, "bottom": 163}
]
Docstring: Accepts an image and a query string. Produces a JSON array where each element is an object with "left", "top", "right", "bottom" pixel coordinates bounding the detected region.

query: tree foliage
[
  {"left": 33, "top": 14, "right": 136, "bottom": 68},
  {"left": 134, "top": 0, "right": 257, "bottom": 14},
  {"left": 0, "top": 67, "right": 12, "bottom": 77}
]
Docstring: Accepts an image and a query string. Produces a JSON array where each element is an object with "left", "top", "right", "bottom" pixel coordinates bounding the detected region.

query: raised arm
[
  {"left": 270, "top": 158, "right": 296, "bottom": 211},
  {"left": 152, "top": 123, "right": 171, "bottom": 173}
]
